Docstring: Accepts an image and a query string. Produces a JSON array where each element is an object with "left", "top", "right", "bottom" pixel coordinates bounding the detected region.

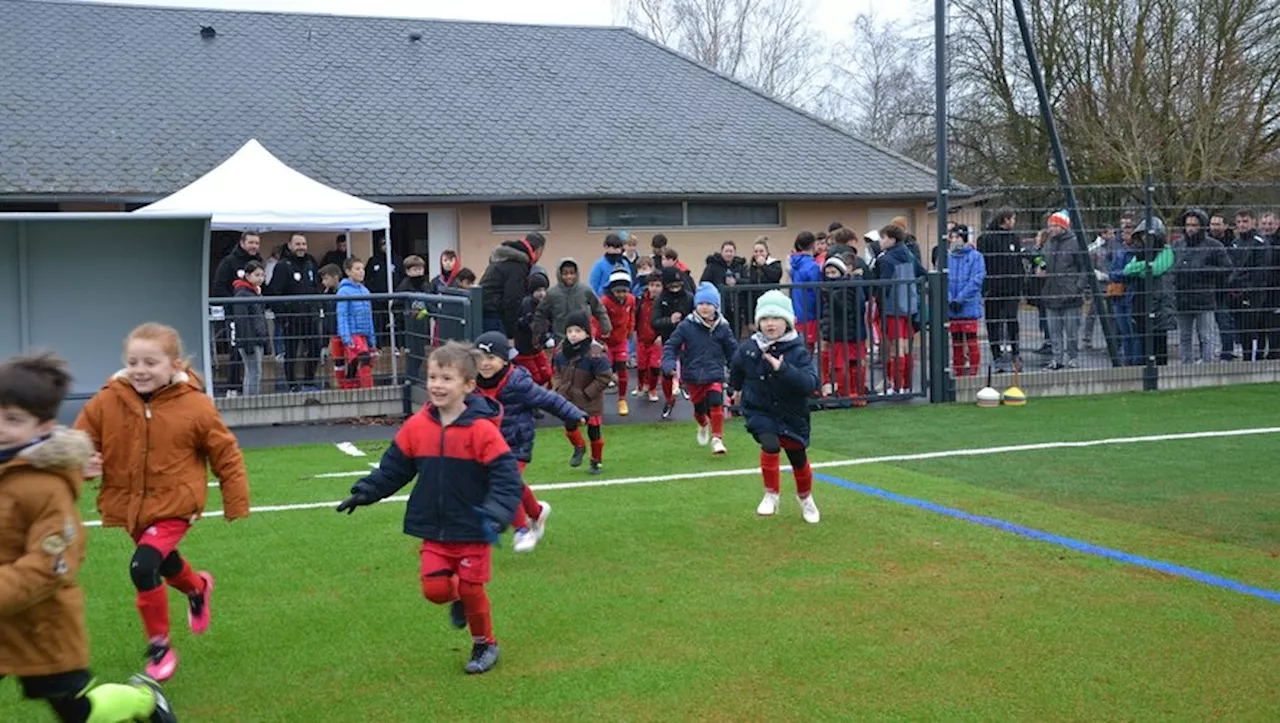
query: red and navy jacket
[
  {"left": 351, "top": 394, "right": 522, "bottom": 540},
  {"left": 602, "top": 292, "right": 635, "bottom": 347},
  {"left": 635, "top": 292, "right": 659, "bottom": 345},
  {"left": 475, "top": 364, "right": 584, "bottom": 463}
]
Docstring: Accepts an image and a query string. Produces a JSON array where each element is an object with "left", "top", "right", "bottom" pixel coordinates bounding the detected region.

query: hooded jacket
[
  {"left": 475, "top": 364, "right": 584, "bottom": 463},
  {"left": 430, "top": 252, "right": 462, "bottom": 294},
  {"left": 661, "top": 312, "right": 739, "bottom": 384},
  {"left": 788, "top": 253, "right": 823, "bottom": 323},
  {"left": 74, "top": 371, "right": 250, "bottom": 538},
  {"left": 1172, "top": 209, "right": 1231, "bottom": 312},
  {"left": 876, "top": 243, "right": 927, "bottom": 317},
  {"left": 230, "top": 279, "right": 269, "bottom": 349},
  {"left": 728, "top": 331, "right": 820, "bottom": 446},
  {"left": 651, "top": 267, "right": 695, "bottom": 341},
  {"left": 588, "top": 252, "right": 628, "bottom": 298},
  {"left": 1040, "top": 231, "right": 1088, "bottom": 309},
  {"left": 947, "top": 245, "right": 987, "bottom": 319},
  {"left": 552, "top": 340, "right": 613, "bottom": 417},
  {"left": 480, "top": 240, "right": 537, "bottom": 337},
  {"left": 820, "top": 277, "right": 869, "bottom": 343},
  {"left": 700, "top": 253, "right": 746, "bottom": 288},
  {"left": 336, "top": 277, "right": 376, "bottom": 347},
  {"left": 0, "top": 428, "right": 94, "bottom": 676},
  {"left": 533, "top": 258, "right": 613, "bottom": 342},
  {"left": 212, "top": 243, "right": 263, "bottom": 299},
  {"left": 976, "top": 219, "right": 1025, "bottom": 299},
  {"left": 351, "top": 394, "right": 522, "bottom": 540}
]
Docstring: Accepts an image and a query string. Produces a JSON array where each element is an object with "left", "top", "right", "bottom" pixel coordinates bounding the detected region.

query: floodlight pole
[
  {"left": 929, "top": 0, "right": 955, "bottom": 403},
  {"left": 1009, "top": 0, "right": 1121, "bottom": 367}
]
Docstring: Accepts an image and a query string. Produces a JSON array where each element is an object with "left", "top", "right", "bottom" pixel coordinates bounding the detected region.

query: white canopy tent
[{"left": 135, "top": 139, "right": 399, "bottom": 389}]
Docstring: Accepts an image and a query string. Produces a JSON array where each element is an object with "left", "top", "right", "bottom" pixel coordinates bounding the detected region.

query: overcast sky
[{"left": 68, "top": 0, "right": 916, "bottom": 41}]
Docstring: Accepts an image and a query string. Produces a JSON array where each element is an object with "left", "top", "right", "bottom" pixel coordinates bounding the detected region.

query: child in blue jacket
[
  {"left": 946, "top": 225, "right": 987, "bottom": 377},
  {"left": 336, "top": 342, "right": 522, "bottom": 675},
  {"left": 662, "top": 282, "right": 738, "bottom": 455},
  {"left": 473, "top": 331, "right": 586, "bottom": 553},
  {"left": 728, "top": 290, "right": 822, "bottom": 523},
  {"left": 336, "top": 257, "right": 377, "bottom": 389}
]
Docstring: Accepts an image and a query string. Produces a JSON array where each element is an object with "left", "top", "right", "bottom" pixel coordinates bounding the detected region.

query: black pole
[
  {"left": 930, "top": 0, "right": 954, "bottom": 403},
  {"left": 1010, "top": 0, "right": 1121, "bottom": 367},
  {"left": 1142, "top": 174, "right": 1158, "bottom": 390}
]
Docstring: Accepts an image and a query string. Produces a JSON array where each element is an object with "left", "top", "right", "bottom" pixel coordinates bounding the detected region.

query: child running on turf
[
  {"left": 473, "top": 331, "right": 586, "bottom": 553},
  {"left": 651, "top": 266, "right": 694, "bottom": 419},
  {"left": 662, "top": 282, "right": 739, "bottom": 455},
  {"left": 602, "top": 269, "right": 636, "bottom": 416},
  {"left": 337, "top": 342, "right": 522, "bottom": 674},
  {"left": 633, "top": 272, "right": 664, "bottom": 402},
  {"left": 74, "top": 323, "right": 250, "bottom": 681},
  {"left": 728, "top": 290, "right": 822, "bottom": 523},
  {"left": 553, "top": 312, "right": 612, "bottom": 475},
  {"left": 0, "top": 352, "right": 179, "bottom": 723}
]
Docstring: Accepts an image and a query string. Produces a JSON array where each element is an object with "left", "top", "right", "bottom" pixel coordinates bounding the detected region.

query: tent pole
[{"left": 384, "top": 226, "right": 398, "bottom": 386}]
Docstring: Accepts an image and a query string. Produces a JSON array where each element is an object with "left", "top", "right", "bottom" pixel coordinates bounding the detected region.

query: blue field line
[{"left": 813, "top": 473, "right": 1280, "bottom": 604}]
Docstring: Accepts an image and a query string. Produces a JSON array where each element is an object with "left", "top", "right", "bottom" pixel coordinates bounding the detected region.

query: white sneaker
[
  {"left": 757, "top": 491, "right": 780, "bottom": 516},
  {"left": 696, "top": 424, "right": 711, "bottom": 446},
  {"left": 798, "top": 494, "right": 820, "bottom": 524},
  {"left": 630, "top": 387, "right": 641, "bottom": 397},
  {"left": 821, "top": 383, "right": 834, "bottom": 397},
  {"left": 512, "top": 527, "right": 537, "bottom": 553},
  {"left": 711, "top": 437, "right": 727, "bottom": 455},
  {"left": 531, "top": 501, "right": 551, "bottom": 541}
]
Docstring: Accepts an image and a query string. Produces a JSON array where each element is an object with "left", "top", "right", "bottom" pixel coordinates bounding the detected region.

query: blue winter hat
[{"left": 694, "top": 282, "right": 721, "bottom": 309}]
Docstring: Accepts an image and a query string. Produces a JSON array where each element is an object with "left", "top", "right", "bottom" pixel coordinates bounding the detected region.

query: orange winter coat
[
  {"left": 0, "top": 428, "right": 95, "bottom": 676},
  {"left": 74, "top": 371, "right": 250, "bottom": 537}
]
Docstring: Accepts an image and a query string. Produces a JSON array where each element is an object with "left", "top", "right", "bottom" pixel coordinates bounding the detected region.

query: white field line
[
  {"left": 89, "top": 425, "right": 1280, "bottom": 528},
  {"left": 335, "top": 442, "right": 366, "bottom": 457}
]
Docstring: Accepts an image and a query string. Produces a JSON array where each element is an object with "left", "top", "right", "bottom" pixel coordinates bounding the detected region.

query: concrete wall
[{"left": 0, "top": 215, "right": 210, "bottom": 422}]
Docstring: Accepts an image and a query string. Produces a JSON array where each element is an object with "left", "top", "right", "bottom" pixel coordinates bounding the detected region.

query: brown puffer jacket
[
  {"left": 0, "top": 428, "right": 95, "bottom": 676},
  {"left": 74, "top": 371, "right": 250, "bottom": 537},
  {"left": 551, "top": 341, "right": 613, "bottom": 418}
]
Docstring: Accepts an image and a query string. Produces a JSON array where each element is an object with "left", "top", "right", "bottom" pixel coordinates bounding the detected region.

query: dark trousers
[
  {"left": 281, "top": 316, "right": 321, "bottom": 385},
  {"left": 1237, "top": 308, "right": 1268, "bottom": 360},
  {"left": 984, "top": 297, "right": 1021, "bottom": 357}
]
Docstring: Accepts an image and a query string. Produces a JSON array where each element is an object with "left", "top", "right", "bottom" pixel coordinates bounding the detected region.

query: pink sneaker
[
  {"left": 145, "top": 641, "right": 178, "bottom": 682},
  {"left": 187, "top": 571, "right": 214, "bottom": 635}
]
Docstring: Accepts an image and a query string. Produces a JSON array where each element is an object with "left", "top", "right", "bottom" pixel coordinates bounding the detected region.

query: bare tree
[{"left": 619, "top": 0, "right": 820, "bottom": 105}]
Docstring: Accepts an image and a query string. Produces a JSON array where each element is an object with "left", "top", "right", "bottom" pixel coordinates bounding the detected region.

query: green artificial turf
[{"left": 5, "top": 385, "right": 1277, "bottom": 721}]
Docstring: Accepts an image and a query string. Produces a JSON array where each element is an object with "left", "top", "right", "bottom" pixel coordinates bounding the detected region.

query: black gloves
[{"left": 335, "top": 489, "right": 376, "bottom": 514}]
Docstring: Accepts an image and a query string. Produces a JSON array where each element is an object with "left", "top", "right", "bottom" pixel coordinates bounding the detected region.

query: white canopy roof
[{"left": 134, "top": 139, "right": 391, "bottom": 232}]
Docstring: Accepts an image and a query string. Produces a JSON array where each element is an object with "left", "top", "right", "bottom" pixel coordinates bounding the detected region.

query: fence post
[
  {"left": 464, "top": 286, "right": 484, "bottom": 342},
  {"left": 1142, "top": 174, "right": 1159, "bottom": 391},
  {"left": 927, "top": 272, "right": 953, "bottom": 403}
]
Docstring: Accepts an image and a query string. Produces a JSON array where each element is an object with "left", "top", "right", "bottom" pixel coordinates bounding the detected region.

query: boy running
[
  {"left": 661, "top": 283, "right": 738, "bottom": 454},
  {"left": 601, "top": 269, "right": 636, "bottom": 416}
]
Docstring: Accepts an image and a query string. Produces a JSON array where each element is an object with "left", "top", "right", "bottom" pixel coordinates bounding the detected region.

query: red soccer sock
[
  {"left": 761, "top": 451, "right": 781, "bottom": 493},
  {"left": 135, "top": 587, "right": 170, "bottom": 641},
  {"left": 820, "top": 349, "right": 832, "bottom": 385},
  {"left": 521, "top": 485, "right": 541, "bottom": 521},
  {"left": 163, "top": 558, "right": 204, "bottom": 596},
  {"left": 794, "top": 460, "right": 814, "bottom": 498},
  {"left": 661, "top": 375, "right": 675, "bottom": 404},
  {"left": 565, "top": 427, "right": 586, "bottom": 449},
  {"left": 511, "top": 505, "right": 529, "bottom": 530},
  {"left": 648, "top": 369, "right": 661, "bottom": 393},
  {"left": 709, "top": 406, "right": 724, "bottom": 437},
  {"left": 458, "top": 581, "right": 495, "bottom": 644},
  {"left": 903, "top": 353, "right": 915, "bottom": 389},
  {"left": 967, "top": 338, "right": 981, "bottom": 376},
  {"left": 636, "top": 368, "right": 649, "bottom": 391},
  {"left": 616, "top": 367, "right": 628, "bottom": 397},
  {"left": 590, "top": 436, "right": 605, "bottom": 463}
]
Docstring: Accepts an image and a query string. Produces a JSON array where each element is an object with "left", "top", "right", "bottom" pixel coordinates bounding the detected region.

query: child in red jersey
[
  {"left": 337, "top": 342, "right": 522, "bottom": 674},
  {"left": 633, "top": 272, "right": 664, "bottom": 402},
  {"left": 601, "top": 269, "right": 636, "bottom": 416}
]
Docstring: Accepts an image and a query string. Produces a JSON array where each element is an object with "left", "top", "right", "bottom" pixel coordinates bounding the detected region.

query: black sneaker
[
  {"left": 1043, "top": 361, "right": 1064, "bottom": 371},
  {"left": 464, "top": 641, "right": 501, "bottom": 674},
  {"left": 589, "top": 460, "right": 602, "bottom": 475},
  {"left": 661, "top": 403, "right": 674, "bottom": 420},
  {"left": 569, "top": 446, "right": 586, "bottom": 467},
  {"left": 127, "top": 674, "right": 179, "bottom": 723},
  {"left": 449, "top": 600, "right": 467, "bottom": 629}
]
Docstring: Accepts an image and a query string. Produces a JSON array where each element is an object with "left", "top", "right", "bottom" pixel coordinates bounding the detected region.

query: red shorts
[
  {"left": 130, "top": 519, "right": 192, "bottom": 556},
  {"left": 883, "top": 316, "right": 914, "bottom": 340},
  {"left": 636, "top": 340, "right": 662, "bottom": 369},
  {"left": 420, "top": 540, "right": 492, "bottom": 585},
  {"left": 950, "top": 318, "right": 980, "bottom": 334},
  {"left": 684, "top": 381, "right": 723, "bottom": 405},
  {"left": 585, "top": 415, "right": 603, "bottom": 427},
  {"left": 330, "top": 336, "right": 345, "bottom": 365},
  {"left": 606, "top": 342, "right": 629, "bottom": 365},
  {"left": 796, "top": 320, "right": 819, "bottom": 347}
]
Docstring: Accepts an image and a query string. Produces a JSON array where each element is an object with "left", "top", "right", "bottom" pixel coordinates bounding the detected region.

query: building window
[
  {"left": 490, "top": 204, "right": 547, "bottom": 231},
  {"left": 587, "top": 202, "right": 684, "bottom": 229},
  {"left": 687, "top": 202, "right": 781, "bottom": 227}
]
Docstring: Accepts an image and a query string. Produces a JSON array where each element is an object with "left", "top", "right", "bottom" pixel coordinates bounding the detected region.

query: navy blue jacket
[
  {"left": 651, "top": 288, "right": 694, "bottom": 341},
  {"left": 476, "top": 364, "right": 584, "bottom": 462},
  {"left": 876, "top": 243, "right": 926, "bottom": 318},
  {"left": 820, "top": 280, "right": 868, "bottom": 343},
  {"left": 351, "top": 395, "right": 523, "bottom": 539},
  {"left": 661, "top": 314, "right": 738, "bottom": 384},
  {"left": 729, "top": 332, "right": 820, "bottom": 446}
]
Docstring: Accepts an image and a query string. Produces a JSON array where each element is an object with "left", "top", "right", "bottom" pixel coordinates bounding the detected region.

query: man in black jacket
[
  {"left": 976, "top": 209, "right": 1023, "bottom": 371},
  {"left": 1230, "top": 209, "right": 1270, "bottom": 360},
  {"left": 211, "top": 232, "right": 262, "bottom": 394},
  {"left": 480, "top": 232, "right": 546, "bottom": 338},
  {"left": 268, "top": 234, "right": 323, "bottom": 389},
  {"left": 1260, "top": 211, "right": 1280, "bottom": 359},
  {"left": 1172, "top": 210, "right": 1231, "bottom": 364},
  {"left": 320, "top": 234, "right": 349, "bottom": 272}
]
